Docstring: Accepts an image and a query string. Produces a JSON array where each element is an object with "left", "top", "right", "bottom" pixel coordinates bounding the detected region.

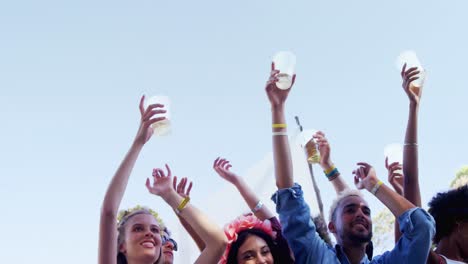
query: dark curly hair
[{"left": 428, "top": 185, "right": 468, "bottom": 243}]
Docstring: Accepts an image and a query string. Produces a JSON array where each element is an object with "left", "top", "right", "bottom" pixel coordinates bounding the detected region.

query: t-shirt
[{"left": 441, "top": 255, "right": 466, "bottom": 264}]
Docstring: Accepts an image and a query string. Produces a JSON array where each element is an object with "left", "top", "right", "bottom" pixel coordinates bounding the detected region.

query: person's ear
[{"left": 328, "top": 221, "right": 337, "bottom": 234}]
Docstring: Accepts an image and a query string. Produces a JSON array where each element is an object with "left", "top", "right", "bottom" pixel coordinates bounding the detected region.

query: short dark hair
[
  {"left": 226, "top": 229, "right": 279, "bottom": 264},
  {"left": 428, "top": 185, "right": 468, "bottom": 243}
]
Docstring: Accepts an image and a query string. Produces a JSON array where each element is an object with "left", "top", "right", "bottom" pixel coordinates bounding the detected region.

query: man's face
[
  {"left": 162, "top": 237, "right": 177, "bottom": 264},
  {"left": 333, "top": 195, "right": 373, "bottom": 245}
]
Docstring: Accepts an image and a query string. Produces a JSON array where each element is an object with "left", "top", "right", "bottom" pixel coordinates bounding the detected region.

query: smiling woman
[
  {"left": 117, "top": 210, "right": 164, "bottom": 264},
  {"left": 98, "top": 96, "right": 167, "bottom": 264}
]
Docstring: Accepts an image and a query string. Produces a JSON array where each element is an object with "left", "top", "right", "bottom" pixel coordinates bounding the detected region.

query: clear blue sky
[{"left": 1, "top": 1, "right": 467, "bottom": 263}]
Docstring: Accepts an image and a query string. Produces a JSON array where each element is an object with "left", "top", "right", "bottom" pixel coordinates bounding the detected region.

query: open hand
[
  {"left": 173, "top": 176, "right": 193, "bottom": 199},
  {"left": 213, "top": 157, "right": 239, "bottom": 184},
  {"left": 146, "top": 164, "right": 174, "bottom": 198}
]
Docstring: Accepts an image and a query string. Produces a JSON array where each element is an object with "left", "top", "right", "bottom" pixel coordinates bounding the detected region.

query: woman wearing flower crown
[
  {"left": 213, "top": 157, "right": 295, "bottom": 264},
  {"left": 98, "top": 95, "right": 167, "bottom": 264},
  {"left": 98, "top": 96, "right": 227, "bottom": 264}
]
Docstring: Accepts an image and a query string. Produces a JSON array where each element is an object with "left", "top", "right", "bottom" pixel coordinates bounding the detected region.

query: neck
[
  {"left": 340, "top": 242, "right": 367, "bottom": 264},
  {"left": 436, "top": 238, "right": 466, "bottom": 262}
]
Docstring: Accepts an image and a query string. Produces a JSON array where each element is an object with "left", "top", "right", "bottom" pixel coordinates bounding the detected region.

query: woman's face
[
  {"left": 120, "top": 214, "right": 162, "bottom": 263},
  {"left": 236, "top": 234, "right": 274, "bottom": 264}
]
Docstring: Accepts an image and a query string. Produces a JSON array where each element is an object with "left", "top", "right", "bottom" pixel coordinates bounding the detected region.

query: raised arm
[
  {"left": 266, "top": 63, "right": 296, "bottom": 189},
  {"left": 98, "top": 95, "right": 166, "bottom": 264},
  {"left": 401, "top": 64, "right": 422, "bottom": 207},
  {"left": 385, "top": 158, "right": 404, "bottom": 242},
  {"left": 314, "top": 131, "right": 350, "bottom": 193},
  {"left": 213, "top": 157, "right": 275, "bottom": 220},
  {"left": 146, "top": 165, "right": 227, "bottom": 264},
  {"left": 353, "top": 162, "right": 414, "bottom": 217},
  {"left": 173, "top": 177, "right": 206, "bottom": 252}
]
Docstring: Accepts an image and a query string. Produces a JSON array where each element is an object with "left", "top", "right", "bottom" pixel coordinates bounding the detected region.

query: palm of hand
[{"left": 149, "top": 177, "right": 172, "bottom": 195}]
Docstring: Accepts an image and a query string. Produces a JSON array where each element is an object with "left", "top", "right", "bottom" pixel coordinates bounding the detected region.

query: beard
[{"left": 348, "top": 230, "right": 372, "bottom": 244}]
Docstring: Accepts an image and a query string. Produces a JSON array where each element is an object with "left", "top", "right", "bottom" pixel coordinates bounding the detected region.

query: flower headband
[
  {"left": 117, "top": 205, "right": 165, "bottom": 230},
  {"left": 218, "top": 213, "right": 275, "bottom": 264}
]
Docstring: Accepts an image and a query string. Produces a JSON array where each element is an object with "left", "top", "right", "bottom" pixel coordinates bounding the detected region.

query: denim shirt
[{"left": 271, "top": 184, "right": 435, "bottom": 264}]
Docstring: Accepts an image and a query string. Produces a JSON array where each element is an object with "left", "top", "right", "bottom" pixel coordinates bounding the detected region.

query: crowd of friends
[{"left": 98, "top": 63, "right": 468, "bottom": 264}]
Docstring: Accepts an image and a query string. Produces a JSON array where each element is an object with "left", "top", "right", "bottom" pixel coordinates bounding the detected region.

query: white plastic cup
[
  {"left": 396, "top": 50, "right": 426, "bottom": 89},
  {"left": 384, "top": 143, "right": 403, "bottom": 174},
  {"left": 272, "top": 51, "right": 296, "bottom": 90},
  {"left": 144, "top": 96, "right": 171, "bottom": 136}
]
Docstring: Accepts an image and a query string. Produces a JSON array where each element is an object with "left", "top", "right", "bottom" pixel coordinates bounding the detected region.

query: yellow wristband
[
  {"left": 324, "top": 165, "right": 336, "bottom": 175},
  {"left": 370, "top": 180, "right": 383, "bottom": 195},
  {"left": 272, "top": 123, "right": 287, "bottom": 128},
  {"left": 175, "top": 197, "right": 190, "bottom": 214}
]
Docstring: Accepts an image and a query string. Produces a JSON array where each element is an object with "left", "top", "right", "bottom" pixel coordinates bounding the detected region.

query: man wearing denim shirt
[{"left": 264, "top": 64, "right": 435, "bottom": 264}]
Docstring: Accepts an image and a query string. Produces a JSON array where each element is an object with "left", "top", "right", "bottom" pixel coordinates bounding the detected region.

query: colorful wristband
[
  {"left": 324, "top": 165, "right": 336, "bottom": 175},
  {"left": 325, "top": 168, "right": 339, "bottom": 179},
  {"left": 370, "top": 180, "right": 383, "bottom": 195}
]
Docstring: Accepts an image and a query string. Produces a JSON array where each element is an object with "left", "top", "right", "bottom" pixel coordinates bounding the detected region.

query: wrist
[
  {"left": 271, "top": 104, "right": 285, "bottom": 112},
  {"left": 368, "top": 179, "right": 383, "bottom": 195},
  {"left": 320, "top": 161, "right": 334, "bottom": 171},
  {"left": 409, "top": 101, "right": 419, "bottom": 109},
  {"left": 161, "top": 189, "right": 180, "bottom": 206}
]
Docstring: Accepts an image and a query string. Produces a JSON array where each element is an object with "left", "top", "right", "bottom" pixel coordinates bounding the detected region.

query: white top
[{"left": 441, "top": 255, "right": 466, "bottom": 264}]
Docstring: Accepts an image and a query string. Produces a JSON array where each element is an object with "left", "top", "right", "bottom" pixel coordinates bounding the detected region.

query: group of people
[{"left": 98, "top": 62, "right": 468, "bottom": 264}]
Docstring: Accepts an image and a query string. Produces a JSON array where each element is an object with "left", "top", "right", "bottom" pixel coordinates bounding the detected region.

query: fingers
[
  {"left": 401, "top": 63, "right": 407, "bottom": 77},
  {"left": 292, "top": 74, "right": 296, "bottom": 86},
  {"left": 145, "top": 178, "right": 152, "bottom": 190},
  {"left": 177, "top": 178, "right": 186, "bottom": 193},
  {"left": 173, "top": 176, "right": 177, "bottom": 189},
  {"left": 213, "top": 157, "right": 220, "bottom": 168},
  {"left": 143, "top": 106, "right": 166, "bottom": 121},
  {"left": 385, "top": 157, "right": 389, "bottom": 169},
  {"left": 271, "top": 62, "right": 275, "bottom": 71},
  {"left": 186, "top": 181, "right": 193, "bottom": 196},
  {"left": 153, "top": 168, "right": 164, "bottom": 178},
  {"left": 165, "top": 164, "right": 171, "bottom": 178},
  {"left": 139, "top": 95, "right": 146, "bottom": 116}
]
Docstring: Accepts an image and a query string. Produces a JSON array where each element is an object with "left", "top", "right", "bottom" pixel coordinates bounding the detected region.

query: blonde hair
[
  {"left": 328, "top": 188, "right": 364, "bottom": 222},
  {"left": 117, "top": 206, "right": 165, "bottom": 264}
]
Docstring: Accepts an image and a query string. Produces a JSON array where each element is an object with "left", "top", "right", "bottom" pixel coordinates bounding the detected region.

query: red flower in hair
[{"left": 218, "top": 213, "right": 275, "bottom": 264}]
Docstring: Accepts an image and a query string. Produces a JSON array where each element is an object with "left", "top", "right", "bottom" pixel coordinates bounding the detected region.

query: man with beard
[{"left": 264, "top": 64, "right": 435, "bottom": 263}]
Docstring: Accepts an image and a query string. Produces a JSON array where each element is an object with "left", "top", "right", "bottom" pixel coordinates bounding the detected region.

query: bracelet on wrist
[{"left": 370, "top": 180, "right": 383, "bottom": 195}]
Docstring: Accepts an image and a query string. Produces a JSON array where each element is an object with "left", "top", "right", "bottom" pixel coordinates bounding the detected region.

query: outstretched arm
[
  {"left": 385, "top": 158, "right": 404, "bottom": 242},
  {"left": 98, "top": 96, "right": 166, "bottom": 264},
  {"left": 353, "top": 162, "right": 414, "bottom": 217},
  {"left": 314, "top": 131, "right": 350, "bottom": 193},
  {"left": 173, "top": 177, "right": 206, "bottom": 251},
  {"left": 401, "top": 64, "right": 422, "bottom": 207},
  {"left": 213, "top": 157, "right": 275, "bottom": 220},
  {"left": 266, "top": 63, "right": 296, "bottom": 189},
  {"left": 147, "top": 165, "right": 227, "bottom": 264}
]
